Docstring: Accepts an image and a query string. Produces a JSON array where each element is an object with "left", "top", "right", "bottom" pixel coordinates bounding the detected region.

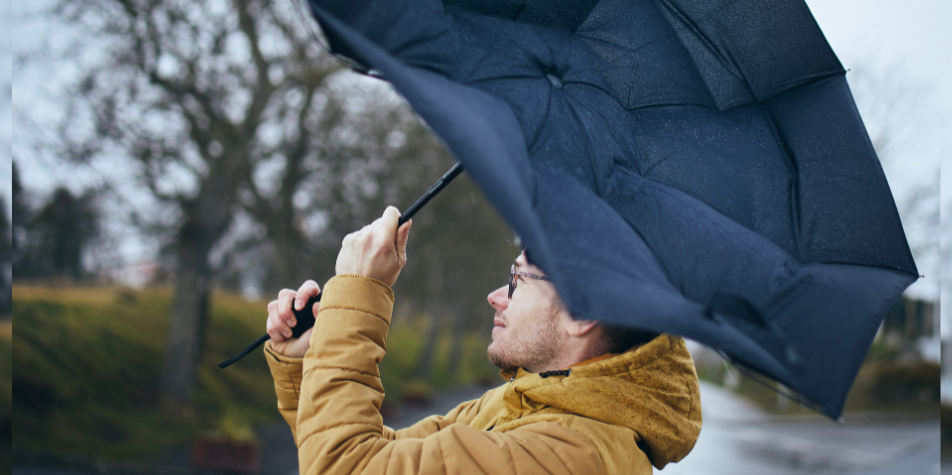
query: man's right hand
[{"left": 266, "top": 280, "right": 321, "bottom": 358}]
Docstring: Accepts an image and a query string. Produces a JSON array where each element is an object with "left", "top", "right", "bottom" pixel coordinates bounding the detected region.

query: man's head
[{"left": 486, "top": 252, "right": 657, "bottom": 373}]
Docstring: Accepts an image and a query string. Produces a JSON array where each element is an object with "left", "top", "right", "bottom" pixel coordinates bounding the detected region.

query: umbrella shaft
[{"left": 399, "top": 162, "right": 466, "bottom": 225}]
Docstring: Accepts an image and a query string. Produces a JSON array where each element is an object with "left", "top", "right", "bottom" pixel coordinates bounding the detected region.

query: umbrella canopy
[{"left": 302, "top": 0, "right": 918, "bottom": 419}]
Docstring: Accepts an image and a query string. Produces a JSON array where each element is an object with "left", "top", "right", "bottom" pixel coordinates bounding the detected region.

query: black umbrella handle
[
  {"left": 217, "top": 295, "right": 321, "bottom": 369},
  {"left": 219, "top": 162, "right": 466, "bottom": 369}
]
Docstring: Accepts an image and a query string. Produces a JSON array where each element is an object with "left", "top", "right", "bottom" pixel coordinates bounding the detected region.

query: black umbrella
[{"left": 297, "top": 0, "right": 918, "bottom": 419}]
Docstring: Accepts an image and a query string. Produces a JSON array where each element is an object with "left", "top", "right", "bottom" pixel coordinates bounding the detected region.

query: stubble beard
[{"left": 487, "top": 301, "right": 562, "bottom": 373}]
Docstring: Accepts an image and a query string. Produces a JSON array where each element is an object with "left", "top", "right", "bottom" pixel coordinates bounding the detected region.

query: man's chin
[{"left": 487, "top": 344, "right": 516, "bottom": 372}]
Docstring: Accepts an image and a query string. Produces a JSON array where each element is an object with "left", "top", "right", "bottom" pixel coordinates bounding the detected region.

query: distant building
[
  {"left": 876, "top": 296, "right": 939, "bottom": 362},
  {"left": 943, "top": 334, "right": 952, "bottom": 405}
]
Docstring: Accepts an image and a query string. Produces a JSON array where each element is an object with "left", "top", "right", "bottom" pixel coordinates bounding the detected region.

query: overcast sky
[
  {"left": 939, "top": 0, "right": 952, "bottom": 336},
  {"left": 1, "top": 0, "right": 11, "bottom": 219},
  {"left": 9, "top": 0, "right": 950, "bottom": 303}
]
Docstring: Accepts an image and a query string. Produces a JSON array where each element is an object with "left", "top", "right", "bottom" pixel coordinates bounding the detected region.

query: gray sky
[
  {"left": 1, "top": 0, "right": 11, "bottom": 219},
  {"left": 12, "top": 0, "right": 159, "bottom": 267},
  {"left": 940, "top": 0, "right": 952, "bottom": 337},
  {"left": 11, "top": 0, "right": 948, "bottom": 302}
]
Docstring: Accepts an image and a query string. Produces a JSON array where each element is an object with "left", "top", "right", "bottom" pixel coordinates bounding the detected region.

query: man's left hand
[{"left": 335, "top": 206, "right": 412, "bottom": 287}]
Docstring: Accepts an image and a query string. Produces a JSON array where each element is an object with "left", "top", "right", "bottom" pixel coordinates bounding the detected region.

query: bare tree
[
  {"left": 0, "top": 197, "right": 9, "bottom": 316},
  {"left": 11, "top": 162, "right": 28, "bottom": 270},
  {"left": 43, "top": 0, "right": 520, "bottom": 401},
  {"left": 49, "top": 0, "right": 341, "bottom": 403}
]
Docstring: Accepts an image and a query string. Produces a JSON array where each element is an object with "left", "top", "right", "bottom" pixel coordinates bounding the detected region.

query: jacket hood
[{"left": 498, "top": 334, "right": 702, "bottom": 469}]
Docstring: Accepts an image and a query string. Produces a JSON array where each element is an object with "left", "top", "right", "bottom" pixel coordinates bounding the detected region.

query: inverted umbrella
[{"left": 300, "top": 0, "right": 918, "bottom": 419}]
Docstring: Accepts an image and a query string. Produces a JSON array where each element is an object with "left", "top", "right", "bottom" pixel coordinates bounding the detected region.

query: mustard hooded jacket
[{"left": 265, "top": 275, "right": 702, "bottom": 474}]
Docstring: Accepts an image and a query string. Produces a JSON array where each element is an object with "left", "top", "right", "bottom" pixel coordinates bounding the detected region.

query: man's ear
[{"left": 565, "top": 319, "right": 600, "bottom": 337}]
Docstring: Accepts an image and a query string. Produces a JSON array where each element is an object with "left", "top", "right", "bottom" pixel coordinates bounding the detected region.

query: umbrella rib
[
  {"left": 758, "top": 102, "right": 802, "bottom": 255},
  {"left": 465, "top": 73, "right": 549, "bottom": 85},
  {"left": 526, "top": 77, "right": 556, "bottom": 153},
  {"left": 576, "top": 29, "right": 674, "bottom": 59},
  {"left": 565, "top": 89, "right": 644, "bottom": 175},
  {"left": 562, "top": 95, "right": 602, "bottom": 196},
  {"left": 655, "top": 0, "right": 746, "bottom": 83}
]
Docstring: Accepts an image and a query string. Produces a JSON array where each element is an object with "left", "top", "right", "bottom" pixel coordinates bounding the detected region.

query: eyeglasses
[{"left": 509, "top": 264, "right": 550, "bottom": 299}]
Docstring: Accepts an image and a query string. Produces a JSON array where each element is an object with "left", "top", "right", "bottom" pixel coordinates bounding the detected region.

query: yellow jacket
[{"left": 265, "top": 275, "right": 702, "bottom": 474}]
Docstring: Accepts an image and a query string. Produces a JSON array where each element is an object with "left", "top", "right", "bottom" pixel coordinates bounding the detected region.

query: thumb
[{"left": 396, "top": 219, "right": 412, "bottom": 264}]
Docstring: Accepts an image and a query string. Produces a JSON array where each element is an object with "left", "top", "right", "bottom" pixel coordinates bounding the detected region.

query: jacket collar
[{"left": 496, "top": 334, "right": 702, "bottom": 469}]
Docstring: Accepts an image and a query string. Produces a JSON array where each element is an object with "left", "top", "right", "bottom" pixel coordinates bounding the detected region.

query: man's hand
[
  {"left": 336, "top": 206, "right": 412, "bottom": 287},
  {"left": 266, "top": 280, "right": 321, "bottom": 358},
  {"left": 266, "top": 207, "right": 410, "bottom": 358}
]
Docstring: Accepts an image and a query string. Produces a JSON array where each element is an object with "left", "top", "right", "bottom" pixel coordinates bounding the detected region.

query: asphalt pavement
[{"left": 663, "top": 381, "right": 940, "bottom": 475}]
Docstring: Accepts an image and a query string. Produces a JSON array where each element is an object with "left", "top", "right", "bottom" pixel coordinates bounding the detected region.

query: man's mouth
[{"left": 493, "top": 318, "right": 506, "bottom": 329}]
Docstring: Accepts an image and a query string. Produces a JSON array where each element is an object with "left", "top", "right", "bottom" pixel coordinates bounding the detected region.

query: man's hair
[
  {"left": 601, "top": 324, "right": 659, "bottom": 354},
  {"left": 550, "top": 293, "right": 659, "bottom": 354}
]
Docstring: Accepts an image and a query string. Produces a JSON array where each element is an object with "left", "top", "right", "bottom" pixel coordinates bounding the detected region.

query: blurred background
[{"left": 3, "top": 0, "right": 947, "bottom": 474}]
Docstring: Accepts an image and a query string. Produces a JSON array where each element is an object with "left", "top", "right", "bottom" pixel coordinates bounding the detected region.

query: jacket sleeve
[
  {"left": 384, "top": 392, "right": 487, "bottom": 440},
  {"left": 264, "top": 336, "right": 485, "bottom": 443},
  {"left": 264, "top": 341, "right": 305, "bottom": 445},
  {"left": 295, "top": 275, "right": 607, "bottom": 475}
]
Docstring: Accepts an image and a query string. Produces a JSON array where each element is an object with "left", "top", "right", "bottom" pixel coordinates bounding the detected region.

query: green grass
[
  {"left": 13, "top": 286, "right": 274, "bottom": 460},
  {"left": 12, "top": 285, "right": 498, "bottom": 462}
]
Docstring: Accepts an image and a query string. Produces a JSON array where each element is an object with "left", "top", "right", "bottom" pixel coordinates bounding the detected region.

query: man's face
[{"left": 486, "top": 252, "right": 568, "bottom": 372}]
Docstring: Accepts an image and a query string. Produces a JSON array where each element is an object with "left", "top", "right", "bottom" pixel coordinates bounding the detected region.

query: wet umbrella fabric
[{"left": 303, "top": 0, "right": 918, "bottom": 419}]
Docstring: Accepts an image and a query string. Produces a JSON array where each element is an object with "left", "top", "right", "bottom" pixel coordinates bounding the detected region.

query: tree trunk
[
  {"left": 160, "top": 221, "right": 213, "bottom": 405},
  {"left": 412, "top": 252, "right": 443, "bottom": 381},
  {"left": 446, "top": 319, "right": 465, "bottom": 378},
  {"left": 266, "top": 228, "right": 317, "bottom": 293}
]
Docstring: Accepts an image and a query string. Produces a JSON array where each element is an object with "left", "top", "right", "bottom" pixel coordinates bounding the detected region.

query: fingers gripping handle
[
  {"left": 290, "top": 294, "right": 321, "bottom": 339},
  {"left": 217, "top": 295, "right": 321, "bottom": 369}
]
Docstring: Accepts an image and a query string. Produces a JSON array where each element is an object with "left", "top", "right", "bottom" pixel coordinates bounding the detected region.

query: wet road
[{"left": 663, "top": 381, "right": 940, "bottom": 475}]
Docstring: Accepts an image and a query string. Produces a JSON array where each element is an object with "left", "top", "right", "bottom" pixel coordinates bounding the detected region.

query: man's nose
[{"left": 487, "top": 285, "right": 509, "bottom": 311}]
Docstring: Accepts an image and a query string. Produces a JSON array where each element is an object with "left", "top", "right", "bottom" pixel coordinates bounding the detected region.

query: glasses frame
[{"left": 509, "top": 264, "right": 550, "bottom": 299}]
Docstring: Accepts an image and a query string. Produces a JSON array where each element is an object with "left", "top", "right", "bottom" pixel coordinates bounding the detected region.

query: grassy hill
[{"left": 12, "top": 285, "right": 497, "bottom": 462}]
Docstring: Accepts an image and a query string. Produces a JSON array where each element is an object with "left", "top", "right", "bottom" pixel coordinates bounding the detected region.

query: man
[{"left": 264, "top": 207, "right": 701, "bottom": 474}]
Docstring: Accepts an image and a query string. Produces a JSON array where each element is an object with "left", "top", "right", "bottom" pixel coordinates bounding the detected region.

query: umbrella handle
[
  {"left": 217, "top": 294, "right": 321, "bottom": 369},
  {"left": 219, "top": 162, "right": 466, "bottom": 369}
]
